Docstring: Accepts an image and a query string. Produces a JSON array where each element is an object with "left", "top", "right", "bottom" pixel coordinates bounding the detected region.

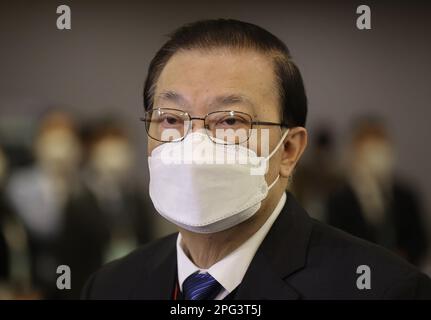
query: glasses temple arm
[{"left": 251, "top": 121, "right": 289, "bottom": 128}]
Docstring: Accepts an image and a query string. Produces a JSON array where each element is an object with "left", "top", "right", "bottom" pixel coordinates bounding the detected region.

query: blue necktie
[{"left": 183, "top": 272, "right": 222, "bottom": 300}]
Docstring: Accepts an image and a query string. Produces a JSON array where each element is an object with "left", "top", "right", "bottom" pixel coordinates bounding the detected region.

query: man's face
[{"left": 148, "top": 48, "right": 286, "bottom": 187}]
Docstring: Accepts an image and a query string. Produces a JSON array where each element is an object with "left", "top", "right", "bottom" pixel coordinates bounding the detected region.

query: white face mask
[{"left": 148, "top": 129, "right": 289, "bottom": 234}]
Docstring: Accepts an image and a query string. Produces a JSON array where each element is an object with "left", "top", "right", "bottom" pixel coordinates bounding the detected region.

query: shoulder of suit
[
  {"left": 105, "top": 232, "right": 177, "bottom": 271},
  {"left": 82, "top": 233, "right": 177, "bottom": 299},
  {"left": 305, "top": 219, "right": 431, "bottom": 298}
]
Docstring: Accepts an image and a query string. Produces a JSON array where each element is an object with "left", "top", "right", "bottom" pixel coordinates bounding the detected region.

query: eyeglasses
[{"left": 140, "top": 107, "right": 288, "bottom": 144}]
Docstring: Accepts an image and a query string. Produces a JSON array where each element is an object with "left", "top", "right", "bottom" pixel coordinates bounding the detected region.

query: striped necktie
[{"left": 183, "top": 272, "right": 223, "bottom": 300}]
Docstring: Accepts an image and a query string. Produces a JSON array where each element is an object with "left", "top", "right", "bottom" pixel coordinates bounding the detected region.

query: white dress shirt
[{"left": 176, "top": 192, "right": 287, "bottom": 300}]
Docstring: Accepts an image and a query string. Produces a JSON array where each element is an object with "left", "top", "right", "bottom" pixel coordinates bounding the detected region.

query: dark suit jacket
[
  {"left": 327, "top": 182, "right": 428, "bottom": 266},
  {"left": 82, "top": 193, "right": 431, "bottom": 299}
]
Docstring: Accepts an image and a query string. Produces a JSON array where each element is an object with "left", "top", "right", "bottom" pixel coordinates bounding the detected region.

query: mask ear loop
[
  {"left": 267, "top": 174, "right": 280, "bottom": 190},
  {"left": 265, "top": 128, "right": 290, "bottom": 190},
  {"left": 266, "top": 128, "right": 290, "bottom": 161}
]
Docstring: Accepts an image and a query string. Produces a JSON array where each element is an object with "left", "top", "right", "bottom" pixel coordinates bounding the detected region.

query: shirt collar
[{"left": 176, "top": 192, "right": 287, "bottom": 293}]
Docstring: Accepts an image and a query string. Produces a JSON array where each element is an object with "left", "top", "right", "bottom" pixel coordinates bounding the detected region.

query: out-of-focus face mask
[{"left": 91, "top": 138, "right": 134, "bottom": 180}]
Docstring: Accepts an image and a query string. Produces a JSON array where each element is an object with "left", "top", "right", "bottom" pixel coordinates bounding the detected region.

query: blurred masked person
[
  {"left": 7, "top": 112, "right": 109, "bottom": 298},
  {"left": 327, "top": 119, "right": 428, "bottom": 266},
  {"left": 292, "top": 125, "right": 342, "bottom": 222},
  {"left": 83, "top": 124, "right": 153, "bottom": 262}
]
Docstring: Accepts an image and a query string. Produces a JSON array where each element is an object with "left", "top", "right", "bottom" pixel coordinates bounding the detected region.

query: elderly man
[{"left": 82, "top": 19, "right": 431, "bottom": 300}]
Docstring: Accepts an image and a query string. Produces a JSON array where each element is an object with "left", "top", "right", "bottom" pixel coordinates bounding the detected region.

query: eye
[
  {"left": 158, "top": 113, "right": 183, "bottom": 127},
  {"left": 164, "top": 116, "right": 178, "bottom": 125},
  {"left": 217, "top": 116, "right": 248, "bottom": 128},
  {"left": 222, "top": 117, "right": 238, "bottom": 126}
]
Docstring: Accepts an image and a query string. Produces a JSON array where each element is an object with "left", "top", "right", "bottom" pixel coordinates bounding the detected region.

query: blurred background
[{"left": 0, "top": 0, "right": 430, "bottom": 298}]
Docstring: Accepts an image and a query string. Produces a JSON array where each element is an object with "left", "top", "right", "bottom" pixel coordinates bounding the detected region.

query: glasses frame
[{"left": 140, "top": 107, "right": 289, "bottom": 144}]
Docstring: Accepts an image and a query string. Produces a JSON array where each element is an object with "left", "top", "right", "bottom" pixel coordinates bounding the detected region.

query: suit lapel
[
  {"left": 235, "top": 192, "right": 312, "bottom": 300},
  {"left": 234, "top": 248, "right": 301, "bottom": 299}
]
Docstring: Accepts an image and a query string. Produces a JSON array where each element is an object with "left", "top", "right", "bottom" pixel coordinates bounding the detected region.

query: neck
[{"left": 179, "top": 185, "right": 285, "bottom": 269}]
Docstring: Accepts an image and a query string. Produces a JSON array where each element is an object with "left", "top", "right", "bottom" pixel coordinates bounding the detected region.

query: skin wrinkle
[{"left": 156, "top": 90, "right": 257, "bottom": 117}]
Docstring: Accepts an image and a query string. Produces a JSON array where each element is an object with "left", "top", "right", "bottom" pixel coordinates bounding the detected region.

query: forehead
[{"left": 154, "top": 48, "right": 280, "bottom": 117}]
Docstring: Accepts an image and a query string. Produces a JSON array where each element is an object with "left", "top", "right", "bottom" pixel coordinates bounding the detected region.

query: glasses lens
[
  {"left": 206, "top": 111, "right": 252, "bottom": 144},
  {"left": 144, "top": 108, "right": 189, "bottom": 142}
]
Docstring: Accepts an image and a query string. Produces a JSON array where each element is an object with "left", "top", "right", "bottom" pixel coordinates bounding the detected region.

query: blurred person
[
  {"left": 0, "top": 146, "right": 11, "bottom": 281},
  {"left": 82, "top": 122, "right": 153, "bottom": 262},
  {"left": 0, "top": 144, "right": 41, "bottom": 299},
  {"left": 327, "top": 118, "right": 428, "bottom": 266},
  {"left": 7, "top": 111, "right": 109, "bottom": 298},
  {"left": 292, "top": 125, "right": 342, "bottom": 222},
  {"left": 82, "top": 19, "right": 431, "bottom": 300}
]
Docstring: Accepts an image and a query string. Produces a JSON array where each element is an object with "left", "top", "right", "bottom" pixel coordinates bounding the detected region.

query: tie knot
[{"left": 183, "top": 272, "right": 222, "bottom": 300}]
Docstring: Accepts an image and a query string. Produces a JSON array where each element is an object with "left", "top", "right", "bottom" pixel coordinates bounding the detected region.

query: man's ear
[{"left": 280, "top": 127, "right": 308, "bottom": 178}]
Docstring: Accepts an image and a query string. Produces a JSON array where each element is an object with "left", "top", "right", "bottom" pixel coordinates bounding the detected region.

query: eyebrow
[
  {"left": 210, "top": 94, "right": 255, "bottom": 110},
  {"left": 157, "top": 90, "right": 255, "bottom": 111},
  {"left": 157, "top": 91, "right": 189, "bottom": 106}
]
